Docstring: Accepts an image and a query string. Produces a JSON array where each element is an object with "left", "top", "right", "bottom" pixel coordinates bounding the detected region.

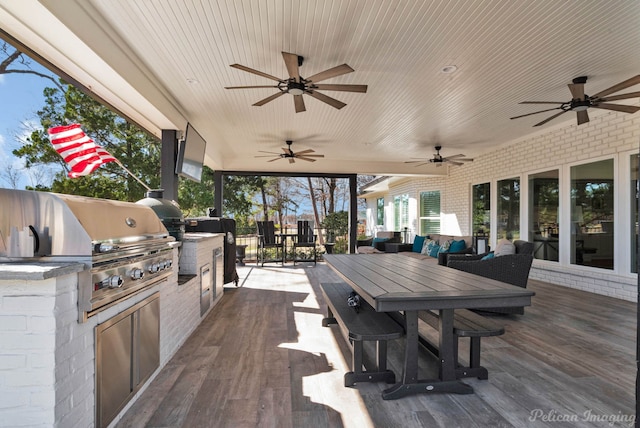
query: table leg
[{"left": 382, "top": 309, "right": 473, "bottom": 400}]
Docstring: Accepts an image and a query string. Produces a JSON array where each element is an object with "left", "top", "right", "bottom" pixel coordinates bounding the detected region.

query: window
[
  {"left": 419, "top": 191, "right": 441, "bottom": 234},
  {"left": 472, "top": 183, "right": 490, "bottom": 236},
  {"left": 376, "top": 197, "right": 384, "bottom": 226},
  {"left": 529, "top": 170, "right": 559, "bottom": 261},
  {"left": 497, "top": 178, "right": 520, "bottom": 240},
  {"left": 394, "top": 194, "right": 409, "bottom": 231},
  {"left": 570, "top": 159, "right": 614, "bottom": 269},
  {"left": 631, "top": 155, "right": 638, "bottom": 273}
]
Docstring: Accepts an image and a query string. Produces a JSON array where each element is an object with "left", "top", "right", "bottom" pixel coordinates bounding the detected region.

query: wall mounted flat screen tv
[{"left": 176, "top": 123, "right": 206, "bottom": 183}]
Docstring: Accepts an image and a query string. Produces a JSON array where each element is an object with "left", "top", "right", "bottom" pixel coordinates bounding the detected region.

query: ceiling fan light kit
[
  {"left": 511, "top": 74, "right": 640, "bottom": 127},
  {"left": 225, "top": 51, "right": 367, "bottom": 112}
]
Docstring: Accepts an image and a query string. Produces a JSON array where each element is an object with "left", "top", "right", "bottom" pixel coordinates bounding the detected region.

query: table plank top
[{"left": 323, "top": 254, "right": 535, "bottom": 312}]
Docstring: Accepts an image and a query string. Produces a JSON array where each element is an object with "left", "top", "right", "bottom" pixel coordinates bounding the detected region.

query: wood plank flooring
[{"left": 115, "top": 262, "right": 636, "bottom": 428}]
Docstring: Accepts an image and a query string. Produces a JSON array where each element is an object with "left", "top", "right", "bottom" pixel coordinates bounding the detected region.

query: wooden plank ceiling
[{"left": 1, "top": 0, "right": 640, "bottom": 175}]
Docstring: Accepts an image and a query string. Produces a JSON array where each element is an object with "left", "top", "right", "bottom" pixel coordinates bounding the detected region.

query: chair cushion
[
  {"left": 412, "top": 235, "right": 426, "bottom": 253},
  {"left": 376, "top": 232, "right": 395, "bottom": 240},
  {"left": 450, "top": 239, "right": 466, "bottom": 253}
]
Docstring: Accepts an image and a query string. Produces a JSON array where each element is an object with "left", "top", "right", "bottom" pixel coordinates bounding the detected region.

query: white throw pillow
[
  {"left": 494, "top": 239, "right": 515, "bottom": 257},
  {"left": 421, "top": 239, "right": 435, "bottom": 255}
]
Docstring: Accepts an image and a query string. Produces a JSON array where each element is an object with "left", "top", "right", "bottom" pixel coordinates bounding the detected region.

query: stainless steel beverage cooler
[{"left": 185, "top": 217, "right": 239, "bottom": 286}]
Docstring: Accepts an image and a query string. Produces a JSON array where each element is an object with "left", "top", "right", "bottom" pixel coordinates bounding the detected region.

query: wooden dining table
[{"left": 323, "top": 253, "right": 535, "bottom": 399}]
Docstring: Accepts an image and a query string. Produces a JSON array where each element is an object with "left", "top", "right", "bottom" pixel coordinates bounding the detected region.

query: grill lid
[{"left": 0, "top": 189, "right": 171, "bottom": 258}]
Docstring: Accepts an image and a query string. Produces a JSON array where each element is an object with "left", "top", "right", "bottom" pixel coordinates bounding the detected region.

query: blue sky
[{"left": 0, "top": 56, "right": 56, "bottom": 189}]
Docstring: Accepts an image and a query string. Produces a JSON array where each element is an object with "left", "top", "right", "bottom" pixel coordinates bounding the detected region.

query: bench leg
[
  {"left": 322, "top": 307, "right": 337, "bottom": 327},
  {"left": 453, "top": 337, "right": 489, "bottom": 380},
  {"left": 469, "top": 337, "right": 481, "bottom": 368},
  {"left": 344, "top": 339, "right": 396, "bottom": 387}
]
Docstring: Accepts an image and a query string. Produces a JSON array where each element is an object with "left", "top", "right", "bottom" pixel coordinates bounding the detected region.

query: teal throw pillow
[
  {"left": 427, "top": 241, "right": 440, "bottom": 257},
  {"left": 481, "top": 252, "right": 495, "bottom": 260},
  {"left": 412, "top": 235, "right": 426, "bottom": 253},
  {"left": 372, "top": 237, "right": 389, "bottom": 246},
  {"left": 449, "top": 239, "right": 466, "bottom": 253}
]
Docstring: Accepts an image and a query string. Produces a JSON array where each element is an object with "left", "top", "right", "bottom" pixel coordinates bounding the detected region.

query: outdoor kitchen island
[{"left": 0, "top": 190, "right": 226, "bottom": 428}]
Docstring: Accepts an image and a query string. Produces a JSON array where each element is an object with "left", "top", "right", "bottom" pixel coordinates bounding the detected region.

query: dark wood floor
[{"left": 116, "top": 262, "right": 636, "bottom": 428}]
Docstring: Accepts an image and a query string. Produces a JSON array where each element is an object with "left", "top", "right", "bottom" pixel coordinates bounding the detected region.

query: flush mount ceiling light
[{"left": 441, "top": 65, "right": 458, "bottom": 74}]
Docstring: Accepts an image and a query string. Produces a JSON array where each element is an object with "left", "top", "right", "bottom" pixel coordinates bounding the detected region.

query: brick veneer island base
[{"left": 0, "top": 233, "right": 224, "bottom": 428}]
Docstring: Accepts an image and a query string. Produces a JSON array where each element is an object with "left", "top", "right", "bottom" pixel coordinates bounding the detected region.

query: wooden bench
[
  {"left": 320, "top": 282, "right": 404, "bottom": 387},
  {"left": 418, "top": 309, "right": 505, "bottom": 380}
]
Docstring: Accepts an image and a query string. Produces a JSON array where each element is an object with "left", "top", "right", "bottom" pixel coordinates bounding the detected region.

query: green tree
[{"left": 14, "top": 83, "right": 162, "bottom": 201}]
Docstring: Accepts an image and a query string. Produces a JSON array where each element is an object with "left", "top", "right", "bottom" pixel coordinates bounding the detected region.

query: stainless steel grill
[{"left": 0, "top": 189, "right": 176, "bottom": 319}]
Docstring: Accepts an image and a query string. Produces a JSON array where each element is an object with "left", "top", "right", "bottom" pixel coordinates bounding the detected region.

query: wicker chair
[{"left": 446, "top": 240, "right": 534, "bottom": 315}]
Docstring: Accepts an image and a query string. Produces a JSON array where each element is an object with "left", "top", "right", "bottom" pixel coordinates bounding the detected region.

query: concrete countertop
[
  {"left": 0, "top": 262, "right": 87, "bottom": 281},
  {"left": 182, "top": 232, "right": 223, "bottom": 242}
]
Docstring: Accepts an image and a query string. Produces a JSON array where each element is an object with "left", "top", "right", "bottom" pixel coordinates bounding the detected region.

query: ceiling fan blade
[
  {"left": 313, "top": 84, "right": 368, "bottom": 93},
  {"left": 405, "top": 159, "right": 428, "bottom": 163},
  {"left": 568, "top": 83, "right": 585, "bottom": 100},
  {"left": 257, "top": 150, "right": 281, "bottom": 155},
  {"left": 296, "top": 156, "right": 317, "bottom": 162},
  {"left": 307, "top": 91, "right": 347, "bottom": 109},
  {"left": 294, "top": 94, "right": 306, "bottom": 113},
  {"left": 295, "top": 149, "right": 315, "bottom": 155},
  {"left": 410, "top": 162, "right": 430, "bottom": 167},
  {"left": 300, "top": 154, "right": 324, "bottom": 158},
  {"left": 268, "top": 157, "right": 281, "bottom": 162},
  {"left": 282, "top": 147, "right": 294, "bottom": 156},
  {"left": 533, "top": 110, "right": 569, "bottom": 127},
  {"left": 306, "top": 64, "right": 354, "bottom": 83},
  {"left": 289, "top": 158, "right": 295, "bottom": 164},
  {"left": 576, "top": 110, "right": 589, "bottom": 125},
  {"left": 590, "top": 103, "right": 640, "bottom": 114},
  {"left": 449, "top": 161, "right": 464, "bottom": 166},
  {"left": 230, "top": 64, "right": 282, "bottom": 82},
  {"left": 224, "top": 85, "right": 279, "bottom": 89},
  {"left": 282, "top": 51, "right": 300, "bottom": 82},
  {"left": 510, "top": 107, "right": 563, "bottom": 120},
  {"left": 450, "top": 158, "right": 473, "bottom": 162},
  {"left": 592, "top": 75, "right": 640, "bottom": 99},
  {"left": 444, "top": 154, "right": 465, "bottom": 159},
  {"left": 519, "top": 101, "right": 565, "bottom": 104},
  {"left": 598, "top": 91, "right": 640, "bottom": 102},
  {"left": 253, "top": 91, "right": 285, "bottom": 106}
]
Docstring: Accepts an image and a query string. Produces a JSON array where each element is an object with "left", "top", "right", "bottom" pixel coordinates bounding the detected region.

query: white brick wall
[
  {"left": 0, "top": 243, "right": 221, "bottom": 427},
  {"left": 366, "top": 110, "right": 640, "bottom": 302}
]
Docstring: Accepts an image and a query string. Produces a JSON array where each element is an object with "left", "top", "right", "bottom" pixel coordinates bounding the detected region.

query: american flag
[{"left": 47, "top": 124, "right": 116, "bottom": 178}]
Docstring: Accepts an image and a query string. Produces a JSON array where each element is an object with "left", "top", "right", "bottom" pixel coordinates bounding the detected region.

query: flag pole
[{"left": 114, "top": 159, "right": 152, "bottom": 191}]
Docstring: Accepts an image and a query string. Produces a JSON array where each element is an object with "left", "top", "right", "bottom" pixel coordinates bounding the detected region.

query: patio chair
[
  {"left": 446, "top": 240, "right": 534, "bottom": 315},
  {"left": 257, "top": 220, "right": 284, "bottom": 266},
  {"left": 293, "top": 220, "right": 317, "bottom": 265}
]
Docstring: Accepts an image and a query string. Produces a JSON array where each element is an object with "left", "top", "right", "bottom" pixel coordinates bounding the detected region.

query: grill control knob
[
  {"left": 149, "top": 263, "right": 160, "bottom": 274},
  {"left": 104, "top": 275, "right": 123, "bottom": 288},
  {"left": 164, "top": 259, "right": 173, "bottom": 268},
  {"left": 130, "top": 268, "right": 144, "bottom": 280}
]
